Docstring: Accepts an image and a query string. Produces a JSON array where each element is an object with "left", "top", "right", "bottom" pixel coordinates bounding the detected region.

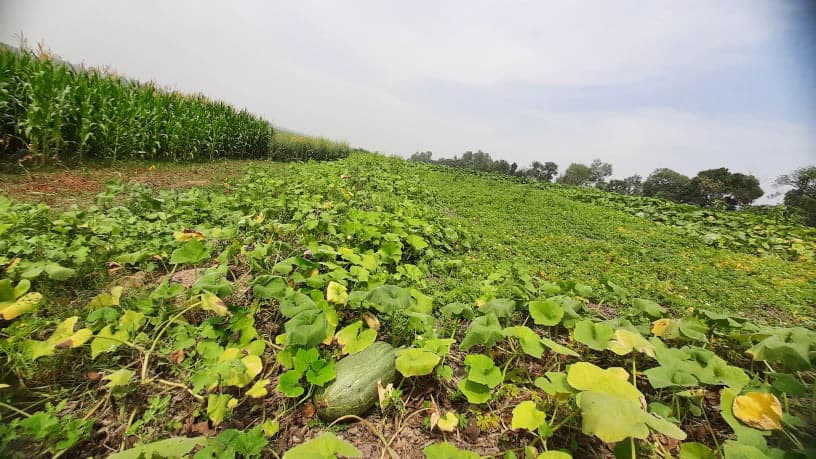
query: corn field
[
  {"left": 271, "top": 131, "right": 351, "bottom": 162},
  {"left": 0, "top": 47, "right": 279, "bottom": 164}
]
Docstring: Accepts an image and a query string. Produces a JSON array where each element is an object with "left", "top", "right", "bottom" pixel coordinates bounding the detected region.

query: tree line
[{"left": 409, "top": 150, "right": 816, "bottom": 225}]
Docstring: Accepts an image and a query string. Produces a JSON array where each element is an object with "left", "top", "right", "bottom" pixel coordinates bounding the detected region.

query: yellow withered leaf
[
  {"left": 651, "top": 318, "right": 672, "bottom": 337},
  {"left": 733, "top": 392, "right": 783, "bottom": 430},
  {"left": 173, "top": 229, "right": 205, "bottom": 241}
]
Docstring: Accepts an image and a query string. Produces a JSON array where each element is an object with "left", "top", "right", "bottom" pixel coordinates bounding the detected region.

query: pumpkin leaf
[
  {"left": 365, "top": 285, "right": 410, "bottom": 315},
  {"left": 305, "top": 358, "right": 335, "bottom": 386},
  {"left": 87, "top": 286, "right": 124, "bottom": 309},
  {"left": 396, "top": 348, "right": 441, "bottom": 377},
  {"left": 170, "top": 239, "right": 210, "bottom": 265},
  {"left": 440, "top": 302, "right": 475, "bottom": 319},
  {"left": 746, "top": 327, "right": 813, "bottom": 371},
  {"left": 457, "top": 379, "right": 491, "bottom": 404},
  {"left": 534, "top": 372, "right": 576, "bottom": 396},
  {"left": 436, "top": 412, "right": 458, "bottom": 432},
  {"left": 573, "top": 320, "right": 613, "bottom": 351},
  {"left": 459, "top": 313, "right": 504, "bottom": 350},
  {"left": 719, "top": 388, "right": 769, "bottom": 448},
  {"left": 632, "top": 298, "right": 666, "bottom": 318},
  {"left": 43, "top": 263, "right": 76, "bottom": 280},
  {"left": 284, "top": 309, "right": 327, "bottom": 348},
  {"left": 529, "top": 299, "right": 564, "bottom": 326},
  {"left": 282, "top": 432, "right": 361, "bottom": 458},
  {"left": 733, "top": 392, "right": 783, "bottom": 431},
  {"left": 512, "top": 400, "right": 547, "bottom": 432},
  {"left": 326, "top": 281, "right": 348, "bottom": 305},
  {"left": 277, "top": 370, "right": 305, "bottom": 398},
  {"left": 607, "top": 329, "right": 655, "bottom": 357},
  {"left": 24, "top": 317, "right": 93, "bottom": 360},
  {"left": 540, "top": 336, "right": 579, "bottom": 356},
  {"left": 644, "top": 413, "right": 687, "bottom": 440},
  {"left": 423, "top": 442, "right": 480, "bottom": 459},
  {"left": 464, "top": 354, "right": 502, "bottom": 388},
  {"left": 200, "top": 292, "right": 229, "bottom": 316},
  {"left": 566, "top": 362, "right": 642, "bottom": 401},
  {"left": 576, "top": 390, "right": 649, "bottom": 443},
  {"left": 207, "top": 394, "right": 234, "bottom": 425},
  {"left": 335, "top": 321, "right": 377, "bottom": 355},
  {"left": 246, "top": 379, "right": 270, "bottom": 398},
  {"left": 107, "top": 437, "right": 207, "bottom": 459},
  {"left": 103, "top": 368, "right": 134, "bottom": 390},
  {"left": 678, "top": 442, "right": 716, "bottom": 459},
  {"left": 0, "top": 291, "right": 42, "bottom": 320},
  {"left": 478, "top": 298, "right": 515, "bottom": 318},
  {"left": 503, "top": 326, "right": 545, "bottom": 358}
]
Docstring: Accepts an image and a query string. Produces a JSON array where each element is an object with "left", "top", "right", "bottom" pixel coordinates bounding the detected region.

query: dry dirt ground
[{"left": 0, "top": 160, "right": 265, "bottom": 207}]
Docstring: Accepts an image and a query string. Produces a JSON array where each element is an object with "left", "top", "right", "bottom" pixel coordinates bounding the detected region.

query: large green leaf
[
  {"left": 108, "top": 436, "right": 207, "bottom": 459},
  {"left": 478, "top": 298, "right": 516, "bottom": 318},
  {"left": 395, "top": 348, "right": 440, "bottom": 377},
  {"left": 566, "top": 362, "right": 642, "bottom": 401},
  {"left": 284, "top": 309, "right": 328, "bottom": 348},
  {"left": 423, "top": 442, "right": 480, "bottom": 459},
  {"left": 747, "top": 327, "right": 813, "bottom": 371},
  {"left": 576, "top": 390, "right": 649, "bottom": 443},
  {"left": 170, "top": 239, "right": 210, "bottom": 265},
  {"left": 464, "top": 354, "right": 502, "bottom": 388},
  {"left": 529, "top": 299, "right": 564, "bottom": 326},
  {"left": 282, "top": 433, "right": 361, "bottom": 459},
  {"left": 365, "top": 285, "right": 411, "bottom": 315},
  {"left": 459, "top": 313, "right": 504, "bottom": 350},
  {"left": 573, "top": 320, "right": 613, "bottom": 351},
  {"left": 503, "top": 326, "right": 545, "bottom": 358},
  {"left": 511, "top": 400, "right": 547, "bottom": 432},
  {"left": 335, "top": 320, "right": 376, "bottom": 355},
  {"left": 632, "top": 298, "right": 666, "bottom": 318}
]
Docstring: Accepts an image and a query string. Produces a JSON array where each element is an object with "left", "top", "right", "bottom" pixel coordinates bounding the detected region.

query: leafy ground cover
[{"left": 1, "top": 153, "right": 814, "bottom": 458}]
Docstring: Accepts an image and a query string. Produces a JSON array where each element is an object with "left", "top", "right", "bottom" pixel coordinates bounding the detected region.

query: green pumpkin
[{"left": 314, "top": 341, "right": 396, "bottom": 420}]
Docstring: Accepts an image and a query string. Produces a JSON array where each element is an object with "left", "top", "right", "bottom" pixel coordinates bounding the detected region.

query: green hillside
[{"left": 1, "top": 153, "right": 814, "bottom": 457}]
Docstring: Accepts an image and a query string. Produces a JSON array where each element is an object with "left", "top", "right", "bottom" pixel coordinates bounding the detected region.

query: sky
[{"left": 1, "top": 1, "right": 815, "bottom": 200}]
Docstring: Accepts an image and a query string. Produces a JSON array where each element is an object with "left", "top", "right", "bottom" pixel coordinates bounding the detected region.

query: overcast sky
[{"left": 2, "top": 1, "right": 815, "bottom": 198}]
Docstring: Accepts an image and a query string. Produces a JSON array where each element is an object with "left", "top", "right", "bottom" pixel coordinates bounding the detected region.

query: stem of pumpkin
[{"left": 141, "top": 304, "right": 196, "bottom": 383}]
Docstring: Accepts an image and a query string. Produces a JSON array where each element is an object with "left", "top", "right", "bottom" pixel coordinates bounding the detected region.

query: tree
[
  {"left": 558, "top": 163, "right": 593, "bottom": 186},
  {"left": 410, "top": 151, "right": 432, "bottom": 162},
  {"left": 606, "top": 175, "right": 642, "bottom": 195},
  {"left": 509, "top": 162, "right": 518, "bottom": 176},
  {"left": 726, "top": 172, "right": 763, "bottom": 207},
  {"left": 689, "top": 167, "right": 763, "bottom": 208},
  {"left": 777, "top": 166, "right": 816, "bottom": 226},
  {"left": 541, "top": 162, "right": 558, "bottom": 182},
  {"left": 526, "top": 161, "right": 558, "bottom": 182},
  {"left": 642, "top": 168, "right": 693, "bottom": 202},
  {"left": 589, "top": 159, "right": 613, "bottom": 184}
]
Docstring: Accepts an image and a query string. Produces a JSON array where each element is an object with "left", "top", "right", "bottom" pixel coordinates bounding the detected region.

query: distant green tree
[
  {"left": 509, "top": 162, "right": 518, "bottom": 176},
  {"left": 777, "top": 166, "right": 816, "bottom": 226},
  {"left": 605, "top": 175, "right": 643, "bottom": 195},
  {"left": 642, "top": 168, "right": 693, "bottom": 202},
  {"left": 410, "top": 151, "right": 433, "bottom": 162},
  {"left": 589, "top": 159, "right": 613, "bottom": 184},
  {"left": 541, "top": 161, "right": 559, "bottom": 182},
  {"left": 689, "top": 167, "right": 763, "bottom": 208},
  {"left": 558, "top": 163, "right": 593, "bottom": 186}
]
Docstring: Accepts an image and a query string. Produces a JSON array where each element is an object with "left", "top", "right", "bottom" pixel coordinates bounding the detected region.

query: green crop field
[{"left": 1, "top": 153, "right": 814, "bottom": 458}]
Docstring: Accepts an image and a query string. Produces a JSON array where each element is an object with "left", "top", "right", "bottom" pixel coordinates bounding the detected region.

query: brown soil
[{"left": 0, "top": 160, "right": 266, "bottom": 208}]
